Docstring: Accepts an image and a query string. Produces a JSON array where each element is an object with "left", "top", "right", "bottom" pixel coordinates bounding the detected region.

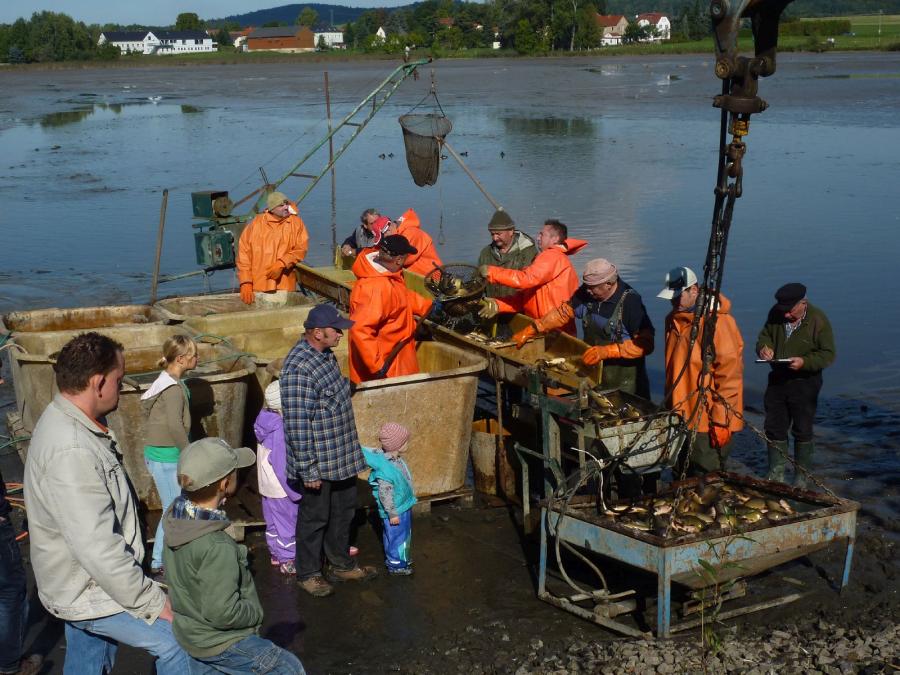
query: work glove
[
  {"left": 582, "top": 344, "right": 621, "bottom": 366},
  {"left": 265, "top": 261, "right": 284, "bottom": 280},
  {"left": 239, "top": 283, "right": 254, "bottom": 305},
  {"left": 709, "top": 425, "right": 732, "bottom": 450},
  {"left": 512, "top": 324, "right": 539, "bottom": 349},
  {"left": 477, "top": 298, "right": 499, "bottom": 319},
  {"left": 477, "top": 264, "right": 491, "bottom": 279}
]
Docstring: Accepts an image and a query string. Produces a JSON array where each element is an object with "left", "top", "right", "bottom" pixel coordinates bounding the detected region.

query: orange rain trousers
[{"left": 349, "top": 250, "right": 432, "bottom": 384}]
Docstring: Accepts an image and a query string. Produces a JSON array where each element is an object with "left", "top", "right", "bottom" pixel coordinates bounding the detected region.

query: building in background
[
  {"left": 97, "top": 31, "right": 149, "bottom": 54},
  {"left": 595, "top": 14, "right": 628, "bottom": 46},
  {"left": 246, "top": 26, "right": 315, "bottom": 52},
  {"left": 313, "top": 26, "right": 344, "bottom": 49},
  {"left": 636, "top": 12, "right": 671, "bottom": 41}
]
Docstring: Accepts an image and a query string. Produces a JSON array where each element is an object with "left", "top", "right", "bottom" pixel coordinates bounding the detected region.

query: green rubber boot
[
  {"left": 793, "top": 441, "right": 815, "bottom": 489},
  {"left": 766, "top": 441, "right": 789, "bottom": 482}
]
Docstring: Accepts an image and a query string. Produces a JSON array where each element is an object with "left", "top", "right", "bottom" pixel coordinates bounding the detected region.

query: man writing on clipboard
[{"left": 756, "top": 283, "right": 836, "bottom": 488}]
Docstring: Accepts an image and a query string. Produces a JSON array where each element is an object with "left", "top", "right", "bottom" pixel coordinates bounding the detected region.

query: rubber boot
[
  {"left": 766, "top": 441, "right": 789, "bottom": 482},
  {"left": 793, "top": 441, "right": 815, "bottom": 490}
]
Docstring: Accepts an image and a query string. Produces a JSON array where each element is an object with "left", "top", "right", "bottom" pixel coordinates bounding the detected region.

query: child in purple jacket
[{"left": 255, "top": 380, "right": 301, "bottom": 575}]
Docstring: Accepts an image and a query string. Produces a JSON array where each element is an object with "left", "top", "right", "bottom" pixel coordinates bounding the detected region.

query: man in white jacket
[{"left": 24, "top": 332, "right": 189, "bottom": 674}]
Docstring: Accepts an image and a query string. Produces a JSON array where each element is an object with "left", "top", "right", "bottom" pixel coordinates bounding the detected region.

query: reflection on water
[
  {"left": 500, "top": 116, "right": 596, "bottom": 137},
  {"left": 38, "top": 101, "right": 199, "bottom": 127}
]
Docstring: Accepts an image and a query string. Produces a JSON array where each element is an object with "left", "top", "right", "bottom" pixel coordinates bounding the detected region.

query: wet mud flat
[{"left": 9, "top": 488, "right": 896, "bottom": 675}]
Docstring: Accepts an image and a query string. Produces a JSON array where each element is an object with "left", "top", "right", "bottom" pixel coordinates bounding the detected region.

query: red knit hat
[{"left": 378, "top": 422, "right": 410, "bottom": 453}]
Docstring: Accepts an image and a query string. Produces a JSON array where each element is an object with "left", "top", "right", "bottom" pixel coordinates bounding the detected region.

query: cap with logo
[{"left": 657, "top": 267, "right": 699, "bottom": 299}]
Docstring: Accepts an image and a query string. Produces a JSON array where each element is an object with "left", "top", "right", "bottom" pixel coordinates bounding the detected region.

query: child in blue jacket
[{"left": 363, "top": 423, "right": 416, "bottom": 575}]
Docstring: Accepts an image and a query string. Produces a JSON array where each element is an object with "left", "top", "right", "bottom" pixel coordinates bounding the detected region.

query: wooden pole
[
  {"left": 149, "top": 188, "right": 168, "bottom": 305},
  {"left": 324, "top": 71, "right": 337, "bottom": 254}
]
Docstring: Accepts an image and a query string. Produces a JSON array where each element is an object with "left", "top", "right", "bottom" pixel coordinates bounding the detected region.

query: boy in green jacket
[{"left": 162, "top": 438, "right": 305, "bottom": 674}]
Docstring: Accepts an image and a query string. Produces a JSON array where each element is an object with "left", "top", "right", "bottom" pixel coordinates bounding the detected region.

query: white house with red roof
[{"left": 636, "top": 12, "right": 671, "bottom": 41}]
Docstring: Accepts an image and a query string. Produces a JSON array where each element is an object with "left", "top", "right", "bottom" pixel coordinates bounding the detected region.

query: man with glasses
[
  {"left": 348, "top": 234, "right": 433, "bottom": 383},
  {"left": 237, "top": 191, "right": 309, "bottom": 305},
  {"left": 512, "top": 258, "right": 655, "bottom": 398},
  {"left": 756, "top": 283, "right": 835, "bottom": 487},
  {"left": 281, "top": 304, "right": 377, "bottom": 597}
]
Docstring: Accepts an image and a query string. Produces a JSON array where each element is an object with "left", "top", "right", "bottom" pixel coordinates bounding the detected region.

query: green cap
[
  {"left": 178, "top": 438, "right": 256, "bottom": 490},
  {"left": 487, "top": 209, "right": 514, "bottom": 232},
  {"left": 266, "top": 191, "right": 289, "bottom": 211}
]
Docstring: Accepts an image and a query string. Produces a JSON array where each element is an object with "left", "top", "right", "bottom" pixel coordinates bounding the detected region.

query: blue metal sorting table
[{"left": 538, "top": 472, "right": 859, "bottom": 637}]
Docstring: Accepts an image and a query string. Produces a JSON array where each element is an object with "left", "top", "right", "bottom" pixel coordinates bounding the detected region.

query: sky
[{"left": 1, "top": 1, "right": 411, "bottom": 26}]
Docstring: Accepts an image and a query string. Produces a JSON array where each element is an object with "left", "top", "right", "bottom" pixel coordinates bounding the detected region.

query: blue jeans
[
  {"left": 145, "top": 458, "right": 180, "bottom": 570},
  {"left": 189, "top": 635, "right": 305, "bottom": 674},
  {"left": 64, "top": 611, "right": 190, "bottom": 675},
  {"left": 0, "top": 515, "right": 28, "bottom": 674}
]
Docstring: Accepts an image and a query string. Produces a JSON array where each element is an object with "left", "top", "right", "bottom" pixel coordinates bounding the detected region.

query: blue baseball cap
[{"left": 304, "top": 303, "right": 354, "bottom": 330}]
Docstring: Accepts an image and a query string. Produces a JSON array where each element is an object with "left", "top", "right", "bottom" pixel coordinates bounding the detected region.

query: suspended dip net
[{"left": 399, "top": 113, "right": 452, "bottom": 187}]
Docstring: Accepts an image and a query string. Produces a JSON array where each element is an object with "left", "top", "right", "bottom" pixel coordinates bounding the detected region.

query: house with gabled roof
[
  {"left": 144, "top": 30, "right": 216, "bottom": 54},
  {"left": 246, "top": 26, "right": 315, "bottom": 52},
  {"left": 97, "top": 31, "right": 149, "bottom": 54},
  {"left": 595, "top": 14, "right": 628, "bottom": 46},
  {"left": 636, "top": 12, "right": 671, "bottom": 40}
]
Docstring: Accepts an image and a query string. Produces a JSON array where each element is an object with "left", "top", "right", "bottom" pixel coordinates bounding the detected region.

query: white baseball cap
[{"left": 657, "top": 267, "right": 698, "bottom": 299}]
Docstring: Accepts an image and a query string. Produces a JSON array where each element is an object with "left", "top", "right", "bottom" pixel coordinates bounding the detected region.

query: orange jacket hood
[
  {"left": 395, "top": 208, "right": 443, "bottom": 276},
  {"left": 664, "top": 293, "right": 744, "bottom": 433},
  {"left": 348, "top": 251, "right": 432, "bottom": 383}
]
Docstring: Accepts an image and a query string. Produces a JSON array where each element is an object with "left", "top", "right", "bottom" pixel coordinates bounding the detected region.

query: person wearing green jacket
[
  {"left": 476, "top": 209, "right": 537, "bottom": 299},
  {"left": 756, "top": 283, "right": 836, "bottom": 488},
  {"left": 162, "top": 438, "right": 304, "bottom": 674}
]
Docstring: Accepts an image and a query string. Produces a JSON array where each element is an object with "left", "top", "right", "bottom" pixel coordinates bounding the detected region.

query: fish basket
[{"left": 399, "top": 113, "right": 452, "bottom": 187}]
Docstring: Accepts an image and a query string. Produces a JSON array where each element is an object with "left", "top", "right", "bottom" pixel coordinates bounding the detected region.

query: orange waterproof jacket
[
  {"left": 664, "top": 294, "right": 744, "bottom": 433},
  {"left": 349, "top": 250, "right": 432, "bottom": 384},
  {"left": 487, "top": 239, "right": 587, "bottom": 334},
  {"left": 395, "top": 208, "right": 443, "bottom": 276},
  {"left": 237, "top": 205, "right": 309, "bottom": 292}
]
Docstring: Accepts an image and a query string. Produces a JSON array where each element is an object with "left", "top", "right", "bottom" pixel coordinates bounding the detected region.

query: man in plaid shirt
[{"left": 281, "top": 304, "right": 377, "bottom": 597}]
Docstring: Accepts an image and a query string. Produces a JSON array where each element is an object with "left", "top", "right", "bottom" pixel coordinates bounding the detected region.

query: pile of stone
[{"left": 508, "top": 620, "right": 898, "bottom": 674}]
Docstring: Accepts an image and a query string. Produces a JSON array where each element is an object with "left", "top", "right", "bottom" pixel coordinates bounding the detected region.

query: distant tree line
[{"left": 0, "top": 12, "right": 119, "bottom": 63}]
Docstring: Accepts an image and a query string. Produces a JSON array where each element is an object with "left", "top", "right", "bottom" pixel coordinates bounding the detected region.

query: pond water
[{"left": 1, "top": 53, "right": 899, "bottom": 506}]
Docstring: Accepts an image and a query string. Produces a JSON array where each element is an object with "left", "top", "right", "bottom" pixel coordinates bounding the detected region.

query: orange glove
[
  {"left": 239, "top": 283, "right": 254, "bottom": 304},
  {"left": 512, "top": 324, "right": 538, "bottom": 349},
  {"left": 265, "top": 261, "right": 284, "bottom": 280},
  {"left": 709, "top": 425, "right": 732, "bottom": 449},
  {"left": 582, "top": 344, "right": 621, "bottom": 366}
]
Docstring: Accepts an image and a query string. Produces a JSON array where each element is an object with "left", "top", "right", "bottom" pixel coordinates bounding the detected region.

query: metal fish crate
[{"left": 540, "top": 472, "right": 859, "bottom": 637}]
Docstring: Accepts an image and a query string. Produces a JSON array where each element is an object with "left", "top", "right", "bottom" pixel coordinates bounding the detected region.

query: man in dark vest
[
  {"left": 513, "top": 258, "right": 654, "bottom": 398},
  {"left": 757, "top": 283, "right": 835, "bottom": 488}
]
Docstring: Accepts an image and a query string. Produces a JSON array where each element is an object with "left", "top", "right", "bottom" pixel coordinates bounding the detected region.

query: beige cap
[
  {"left": 266, "top": 191, "right": 289, "bottom": 210},
  {"left": 178, "top": 438, "right": 255, "bottom": 490},
  {"left": 583, "top": 258, "right": 617, "bottom": 286}
]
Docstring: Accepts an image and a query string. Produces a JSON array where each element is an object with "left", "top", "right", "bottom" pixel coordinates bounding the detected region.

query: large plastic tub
[
  {"left": 8, "top": 324, "right": 193, "bottom": 432},
  {"left": 1, "top": 304, "right": 164, "bottom": 333},
  {"left": 183, "top": 305, "right": 316, "bottom": 339},
  {"left": 113, "top": 343, "right": 256, "bottom": 510},
  {"left": 9, "top": 328, "right": 254, "bottom": 511},
  {"left": 349, "top": 342, "right": 486, "bottom": 498},
  {"left": 154, "top": 292, "right": 314, "bottom": 323}
]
